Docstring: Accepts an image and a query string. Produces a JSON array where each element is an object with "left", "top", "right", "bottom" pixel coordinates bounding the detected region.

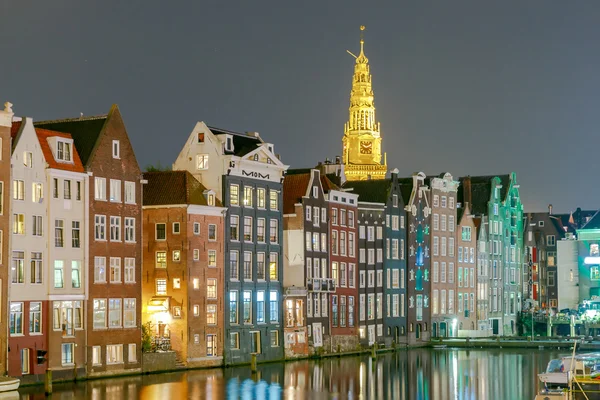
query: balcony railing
[
  {"left": 152, "top": 336, "right": 171, "bottom": 352},
  {"left": 307, "top": 278, "right": 336, "bottom": 293}
]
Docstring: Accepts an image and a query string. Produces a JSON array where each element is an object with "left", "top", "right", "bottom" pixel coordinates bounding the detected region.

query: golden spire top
[
  {"left": 342, "top": 25, "right": 386, "bottom": 181},
  {"left": 356, "top": 25, "right": 368, "bottom": 64}
]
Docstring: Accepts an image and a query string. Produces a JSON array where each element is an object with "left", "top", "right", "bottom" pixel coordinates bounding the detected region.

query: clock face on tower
[{"left": 360, "top": 141, "right": 372, "bottom": 154}]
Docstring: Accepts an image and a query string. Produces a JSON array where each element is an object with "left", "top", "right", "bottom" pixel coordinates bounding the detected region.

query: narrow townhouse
[
  {"left": 523, "top": 210, "right": 563, "bottom": 312},
  {"left": 459, "top": 174, "right": 524, "bottom": 335},
  {"left": 172, "top": 123, "right": 288, "bottom": 364},
  {"left": 475, "top": 216, "right": 490, "bottom": 334},
  {"left": 282, "top": 170, "right": 333, "bottom": 356},
  {"left": 400, "top": 172, "right": 431, "bottom": 344},
  {"left": 501, "top": 173, "right": 524, "bottom": 336},
  {"left": 8, "top": 118, "right": 49, "bottom": 380},
  {"left": 428, "top": 173, "right": 459, "bottom": 338},
  {"left": 353, "top": 190, "right": 385, "bottom": 346},
  {"left": 36, "top": 105, "right": 143, "bottom": 376},
  {"left": 39, "top": 126, "right": 88, "bottom": 379},
  {"left": 142, "top": 171, "right": 225, "bottom": 367},
  {"left": 0, "top": 102, "right": 12, "bottom": 375},
  {"left": 281, "top": 173, "right": 309, "bottom": 359},
  {"left": 326, "top": 183, "right": 358, "bottom": 352},
  {"left": 344, "top": 169, "right": 407, "bottom": 345},
  {"left": 456, "top": 202, "right": 477, "bottom": 335}
]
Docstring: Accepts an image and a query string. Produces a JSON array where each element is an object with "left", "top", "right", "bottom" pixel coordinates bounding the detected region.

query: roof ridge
[
  {"left": 34, "top": 127, "right": 73, "bottom": 137},
  {"left": 35, "top": 115, "right": 108, "bottom": 125},
  {"left": 207, "top": 125, "right": 249, "bottom": 137}
]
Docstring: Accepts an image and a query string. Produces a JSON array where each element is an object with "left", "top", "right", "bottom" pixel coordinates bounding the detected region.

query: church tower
[{"left": 342, "top": 26, "right": 387, "bottom": 181}]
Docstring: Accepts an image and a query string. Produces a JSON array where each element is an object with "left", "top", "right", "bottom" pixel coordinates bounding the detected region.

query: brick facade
[
  {"left": 142, "top": 172, "right": 225, "bottom": 368},
  {"left": 0, "top": 104, "right": 12, "bottom": 375}
]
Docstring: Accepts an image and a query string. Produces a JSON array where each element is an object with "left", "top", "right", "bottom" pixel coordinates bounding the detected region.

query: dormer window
[
  {"left": 225, "top": 135, "right": 233, "bottom": 152},
  {"left": 57, "top": 141, "right": 72, "bottom": 162},
  {"left": 204, "top": 190, "right": 216, "bottom": 206},
  {"left": 112, "top": 140, "right": 120, "bottom": 159}
]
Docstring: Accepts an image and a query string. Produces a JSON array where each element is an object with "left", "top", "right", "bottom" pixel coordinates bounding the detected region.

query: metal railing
[{"left": 152, "top": 336, "right": 171, "bottom": 352}]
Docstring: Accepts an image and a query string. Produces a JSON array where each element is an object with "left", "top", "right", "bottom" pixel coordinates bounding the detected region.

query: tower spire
[{"left": 341, "top": 26, "right": 387, "bottom": 181}]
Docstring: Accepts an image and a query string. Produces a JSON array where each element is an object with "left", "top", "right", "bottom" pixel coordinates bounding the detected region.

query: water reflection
[{"left": 18, "top": 348, "right": 561, "bottom": 399}]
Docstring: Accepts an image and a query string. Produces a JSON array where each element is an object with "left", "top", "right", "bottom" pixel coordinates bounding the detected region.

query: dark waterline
[{"left": 17, "top": 348, "right": 564, "bottom": 400}]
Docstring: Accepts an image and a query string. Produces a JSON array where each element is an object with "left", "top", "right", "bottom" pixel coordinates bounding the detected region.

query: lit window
[
  {"left": 156, "top": 279, "right": 167, "bottom": 295},
  {"left": 197, "top": 154, "right": 209, "bottom": 170}
]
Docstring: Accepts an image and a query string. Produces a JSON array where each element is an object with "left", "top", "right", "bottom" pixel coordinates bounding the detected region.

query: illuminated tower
[{"left": 342, "top": 26, "right": 387, "bottom": 181}]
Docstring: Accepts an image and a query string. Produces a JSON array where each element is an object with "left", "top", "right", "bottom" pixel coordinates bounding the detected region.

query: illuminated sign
[
  {"left": 584, "top": 257, "right": 600, "bottom": 265},
  {"left": 242, "top": 170, "right": 270, "bottom": 180}
]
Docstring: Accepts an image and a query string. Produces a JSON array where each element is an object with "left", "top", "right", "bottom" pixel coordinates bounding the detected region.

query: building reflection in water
[{"left": 17, "top": 348, "right": 562, "bottom": 400}]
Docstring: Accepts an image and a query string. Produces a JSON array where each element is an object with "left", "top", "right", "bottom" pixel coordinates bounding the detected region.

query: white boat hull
[
  {"left": 539, "top": 372, "right": 569, "bottom": 385},
  {"left": 0, "top": 378, "right": 19, "bottom": 393}
]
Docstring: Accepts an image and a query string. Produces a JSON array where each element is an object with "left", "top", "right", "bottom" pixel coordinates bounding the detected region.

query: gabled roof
[
  {"left": 35, "top": 128, "right": 85, "bottom": 173},
  {"left": 143, "top": 171, "right": 222, "bottom": 207},
  {"left": 208, "top": 126, "right": 263, "bottom": 157},
  {"left": 35, "top": 115, "right": 107, "bottom": 166},
  {"left": 320, "top": 175, "right": 339, "bottom": 192},
  {"left": 325, "top": 173, "right": 342, "bottom": 187},
  {"left": 283, "top": 173, "right": 311, "bottom": 214},
  {"left": 10, "top": 120, "right": 21, "bottom": 139},
  {"left": 343, "top": 179, "right": 391, "bottom": 204},
  {"left": 458, "top": 175, "right": 510, "bottom": 216},
  {"left": 581, "top": 210, "right": 600, "bottom": 231},
  {"left": 282, "top": 171, "right": 338, "bottom": 214},
  {"left": 398, "top": 177, "right": 415, "bottom": 207}
]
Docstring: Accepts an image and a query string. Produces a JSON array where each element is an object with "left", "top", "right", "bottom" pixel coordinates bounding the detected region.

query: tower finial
[{"left": 360, "top": 25, "right": 366, "bottom": 53}]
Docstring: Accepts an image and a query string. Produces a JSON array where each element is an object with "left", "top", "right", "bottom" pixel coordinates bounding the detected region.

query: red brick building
[
  {"left": 36, "top": 105, "right": 143, "bottom": 376},
  {"left": 142, "top": 171, "right": 225, "bottom": 367},
  {"left": 327, "top": 188, "right": 359, "bottom": 352},
  {"left": 0, "top": 102, "right": 12, "bottom": 376}
]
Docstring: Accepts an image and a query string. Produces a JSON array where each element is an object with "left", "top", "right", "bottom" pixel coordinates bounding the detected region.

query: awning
[{"left": 147, "top": 297, "right": 169, "bottom": 312}]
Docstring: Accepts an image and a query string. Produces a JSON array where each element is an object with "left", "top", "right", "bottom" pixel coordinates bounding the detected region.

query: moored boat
[{"left": 0, "top": 377, "right": 19, "bottom": 393}]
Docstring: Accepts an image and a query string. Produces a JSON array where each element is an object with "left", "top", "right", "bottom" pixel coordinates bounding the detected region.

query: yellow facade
[{"left": 342, "top": 26, "right": 387, "bottom": 181}]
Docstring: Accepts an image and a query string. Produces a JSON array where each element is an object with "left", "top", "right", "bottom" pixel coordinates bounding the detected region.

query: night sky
[{"left": 2, "top": 1, "right": 600, "bottom": 213}]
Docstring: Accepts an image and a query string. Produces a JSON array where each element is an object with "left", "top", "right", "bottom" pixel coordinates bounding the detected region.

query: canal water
[{"left": 17, "top": 348, "right": 563, "bottom": 399}]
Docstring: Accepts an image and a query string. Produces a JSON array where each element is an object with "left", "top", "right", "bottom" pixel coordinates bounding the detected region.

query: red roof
[
  {"left": 35, "top": 128, "right": 85, "bottom": 173},
  {"left": 320, "top": 175, "right": 339, "bottom": 192},
  {"left": 283, "top": 173, "right": 310, "bottom": 214},
  {"left": 10, "top": 121, "right": 22, "bottom": 139}
]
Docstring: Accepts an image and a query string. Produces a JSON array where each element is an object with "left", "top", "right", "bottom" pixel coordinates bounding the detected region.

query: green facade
[{"left": 487, "top": 173, "right": 524, "bottom": 335}]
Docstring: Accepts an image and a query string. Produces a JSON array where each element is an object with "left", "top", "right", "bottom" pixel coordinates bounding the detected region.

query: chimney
[
  {"left": 0, "top": 101, "right": 14, "bottom": 128},
  {"left": 548, "top": 204, "right": 553, "bottom": 215},
  {"left": 335, "top": 156, "right": 341, "bottom": 164},
  {"left": 391, "top": 168, "right": 399, "bottom": 183},
  {"left": 463, "top": 177, "right": 472, "bottom": 207}
]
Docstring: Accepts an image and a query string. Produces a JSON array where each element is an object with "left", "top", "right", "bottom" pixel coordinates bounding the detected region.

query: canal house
[
  {"left": 173, "top": 122, "right": 288, "bottom": 364},
  {"left": 37, "top": 106, "right": 144, "bottom": 377}
]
